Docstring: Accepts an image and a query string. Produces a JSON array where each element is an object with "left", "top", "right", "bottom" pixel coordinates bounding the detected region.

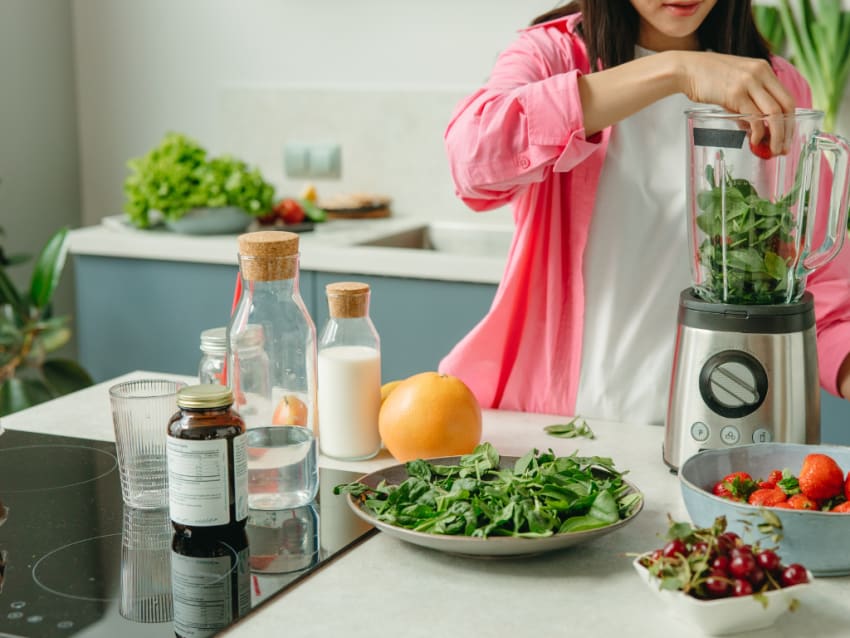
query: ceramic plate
[{"left": 344, "top": 455, "right": 643, "bottom": 557}]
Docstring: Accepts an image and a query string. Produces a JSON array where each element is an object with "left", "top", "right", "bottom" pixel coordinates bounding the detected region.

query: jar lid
[
  {"left": 200, "top": 325, "right": 263, "bottom": 353},
  {"left": 177, "top": 384, "right": 234, "bottom": 409},
  {"left": 326, "top": 281, "right": 370, "bottom": 318}
]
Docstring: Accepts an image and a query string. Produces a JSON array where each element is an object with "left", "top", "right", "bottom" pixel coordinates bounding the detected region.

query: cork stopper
[
  {"left": 237, "top": 231, "right": 300, "bottom": 281},
  {"left": 326, "top": 281, "right": 370, "bottom": 318}
]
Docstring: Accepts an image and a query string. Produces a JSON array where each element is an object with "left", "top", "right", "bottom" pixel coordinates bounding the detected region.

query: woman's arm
[{"left": 579, "top": 51, "right": 796, "bottom": 154}]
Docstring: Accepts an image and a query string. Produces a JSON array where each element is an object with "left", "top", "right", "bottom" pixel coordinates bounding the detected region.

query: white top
[{"left": 575, "top": 46, "right": 695, "bottom": 426}]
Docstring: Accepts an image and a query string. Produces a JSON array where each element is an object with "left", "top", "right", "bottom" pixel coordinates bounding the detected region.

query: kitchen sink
[{"left": 357, "top": 221, "right": 513, "bottom": 258}]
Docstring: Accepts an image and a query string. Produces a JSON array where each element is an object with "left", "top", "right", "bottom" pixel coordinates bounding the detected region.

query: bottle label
[
  {"left": 167, "top": 437, "right": 231, "bottom": 526},
  {"left": 232, "top": 432, "right": 248, "bottom": 521}
]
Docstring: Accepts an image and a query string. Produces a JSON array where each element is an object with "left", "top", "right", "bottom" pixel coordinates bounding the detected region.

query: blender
[{"left": 664, "top": 108, "right": 850, "bottom": 471}]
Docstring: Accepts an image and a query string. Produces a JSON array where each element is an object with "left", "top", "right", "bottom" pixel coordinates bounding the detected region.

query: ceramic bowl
[
  {"left": 633, "top": 557, "right": 813, "bottom": 635},
  {"left": 679, "top": 443, "right": 850, "bottom": 576},
  {"left": 165, "top": 206, "right": 252, "bottom": 235}
]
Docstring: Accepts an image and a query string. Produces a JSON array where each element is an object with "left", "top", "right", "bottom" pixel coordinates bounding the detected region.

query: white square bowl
[{"left": 633, "top": 556, "right": 813, "bottom": 635}]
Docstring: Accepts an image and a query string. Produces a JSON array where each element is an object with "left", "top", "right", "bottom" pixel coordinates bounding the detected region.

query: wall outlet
[{"left": 283, "top": 142, "right": 341, "bottom": 179}]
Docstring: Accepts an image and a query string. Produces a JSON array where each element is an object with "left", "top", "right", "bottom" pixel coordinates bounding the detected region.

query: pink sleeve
[
  {"left": 443, "top": 28, "right": 602, "bottom": 211},
  {"left": 774, "top": 56, "right": 850, "bottom": 395}
]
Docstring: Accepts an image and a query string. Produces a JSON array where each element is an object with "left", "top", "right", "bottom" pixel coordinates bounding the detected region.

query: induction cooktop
[{"left": 0, "top": 429, "right": 375, "bottom": 638}]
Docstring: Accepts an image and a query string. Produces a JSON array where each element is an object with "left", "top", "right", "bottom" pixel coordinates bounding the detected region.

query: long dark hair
[{"left": 531, "top": 1, "right": 771, "bottom": 70}]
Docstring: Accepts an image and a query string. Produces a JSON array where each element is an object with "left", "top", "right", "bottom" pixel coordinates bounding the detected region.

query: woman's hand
[{"left": 674, "top": 51, "right": 796, "bottom": 156}]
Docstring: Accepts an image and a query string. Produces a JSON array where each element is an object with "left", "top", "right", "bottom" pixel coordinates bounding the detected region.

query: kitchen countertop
[
  {"left": 3, "top": 371, "right": 849, "bottom": 638},
  {"left": 68, "top": 216, "right": 509, "bottom": 284}
]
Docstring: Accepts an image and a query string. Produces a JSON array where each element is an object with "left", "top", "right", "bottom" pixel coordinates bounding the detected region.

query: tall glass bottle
[
  {"left": 317, "top": 282, "right": 381, "bottom": 460},
  {"left": 228, "top": 231, "right": 317, "bottom": 432}
]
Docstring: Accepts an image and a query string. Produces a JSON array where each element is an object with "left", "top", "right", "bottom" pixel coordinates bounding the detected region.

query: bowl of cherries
[{"left": 633, "top": 515, "right": 812, "bottom": 635}]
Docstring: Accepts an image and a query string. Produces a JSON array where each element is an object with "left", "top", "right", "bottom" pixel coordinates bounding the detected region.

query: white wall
[
  {"left": 0, "top": 0, "right": 80, "bottom": 321},
  {"left": 71, "top": 0, "right": 556, "bottom": 225}
]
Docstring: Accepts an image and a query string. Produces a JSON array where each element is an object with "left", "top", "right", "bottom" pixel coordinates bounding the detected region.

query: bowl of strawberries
[{"left": 679, "top": 443, "right": 850, "bottom": 576}]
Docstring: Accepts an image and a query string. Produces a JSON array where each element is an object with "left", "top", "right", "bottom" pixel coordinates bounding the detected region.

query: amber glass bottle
[{"left": 166, "top": 384, "right": 248, "bottom": 536}]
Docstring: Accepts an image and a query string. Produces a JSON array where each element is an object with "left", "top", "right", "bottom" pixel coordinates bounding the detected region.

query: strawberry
[
  {"left": 830, "top": 501, "right": 850, "bottom": 513},
  {"left": 713, "top": 480, "right": 734, "bottom": 499},
  {"left": 748, "top": 487, "right": 787, "bottom": 507},
  {"left": 845, "top": 471, "right": 850, "bottom": 501},
  {"left": 767, "top": 469, "right": 783, "bottom": 486},
  {"left": 798, "top": 454, "right": 845, "bottom": 501},
  {"left": 772, "top": 501, "right": 794, "bottom": 509},
  {"left": 749, "top": 135, "right": 773, "bottom": 159},
  {"left": 787, "top": 493, "right": 818, "bottom": 510}
]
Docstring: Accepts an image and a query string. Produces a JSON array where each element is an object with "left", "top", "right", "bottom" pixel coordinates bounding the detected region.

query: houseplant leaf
[
  {"left": 0, "top": 377, "right": 52, "bottom": 417},
  {"left": 29, "top": 227, "right": 69, "bottom": 311},
  {"left": 42, "top": 359, "right": 94, "bottom": 396},
  {"left": 0, "top": 267, "right": 27, "bottom": 320}
]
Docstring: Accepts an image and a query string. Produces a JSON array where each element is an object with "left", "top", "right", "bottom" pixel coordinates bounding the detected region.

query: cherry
[
  {"left": 781, "top": 564, "right": 809, "bottom": 587},
  {"left": 712, "top": 555, "right": 730, "bottom": 573},
  {"left": 692, "top": 541, "right": 711, "bottom": 557},
  {"left": 729, "top": 552, "right": 756, "bottom": 579},
  {"left": 662, "top": 539, "right": 688, "bottom": 559},
  {"left": 756, "top": 549, "right": 780, "bottom": 572},
  {"left": 716, "top": 532, "right": 740, "bottom": 554},
  {"left": 704, "top": 570, "right": 730, "bottom": 597},
  {"left": 650, "top": 549, "right": 663, "bottom": 563},
  {"left": 733, "top": 578, "right": 754, "bottom": 597},
  {"left": 748, "top": 566, "right": 766, "bottom": 588}
]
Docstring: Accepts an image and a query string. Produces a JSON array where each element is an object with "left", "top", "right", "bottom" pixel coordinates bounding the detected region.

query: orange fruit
[
  {"left": 380, "top": 379, "right": 403, "bottom": 404},
  {"left": 272, "top": 395, "right": 308, "bottom": 426},
  {"left": 378, "top": 371, "right": 482, "bottom": 462}
]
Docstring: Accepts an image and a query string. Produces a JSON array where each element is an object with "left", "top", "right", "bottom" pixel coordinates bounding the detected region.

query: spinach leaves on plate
[{"left": 334, "top": 443, "right": 642, "bottom": 539}]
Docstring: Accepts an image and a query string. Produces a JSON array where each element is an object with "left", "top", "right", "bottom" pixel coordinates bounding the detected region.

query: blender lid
[{"left": 678, "top": 288, "right": 815, "bottom": 334}]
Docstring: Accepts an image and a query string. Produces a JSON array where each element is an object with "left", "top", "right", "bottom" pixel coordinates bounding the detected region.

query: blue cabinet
[{"left": 74, "top": 256, "right": 495, "bottom": 385}]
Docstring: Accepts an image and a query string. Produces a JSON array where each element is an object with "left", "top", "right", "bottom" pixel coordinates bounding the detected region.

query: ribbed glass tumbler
[{"left": 109, "top": 378, "right": 185, "bottom": 509}]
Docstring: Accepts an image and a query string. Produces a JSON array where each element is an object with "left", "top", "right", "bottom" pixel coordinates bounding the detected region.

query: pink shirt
[{"left": 439, "top": 14, "right": 850, "bottom": 415}]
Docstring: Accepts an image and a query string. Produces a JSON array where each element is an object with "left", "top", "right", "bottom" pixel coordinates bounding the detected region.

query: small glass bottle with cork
[{"left": 317, "top": 281, "right": 382, "bottom": 460}]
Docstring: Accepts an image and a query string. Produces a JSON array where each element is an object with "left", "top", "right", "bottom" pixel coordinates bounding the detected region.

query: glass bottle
[
  {"left": 228, "top": 231, "right": 317, "bottom": 432},
  {"left": 199, "top": 325, "right": 269, "bottom": 389},
  {"left": 317, "top": 281, "right": 381, "bottom": 460},
  {"left": 167, "top": 384, "right": 248, "bottom": 537},
  {"left": 170, "top": 528, "right": 250, "bottom": 638}
]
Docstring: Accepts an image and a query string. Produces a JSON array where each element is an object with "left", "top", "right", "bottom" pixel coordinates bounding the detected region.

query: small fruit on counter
[
  {"left": 300, "top": 183, "right": 318, "bottom": 203},
  {"left": 378, "top": 371, "right": 482, "bottom": 462},
  {"left": 274, "top": 198, "right": 306, "bottom": 225},
  {"left": 380, "top": 379, "right": 403, "bottom": 404},
  {"left": 272, "top": 395, "right": 308, "bottom": 426}
]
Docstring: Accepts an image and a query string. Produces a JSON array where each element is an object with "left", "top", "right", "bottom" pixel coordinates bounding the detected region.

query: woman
[{"left": 440, "top": 0, "right": 850, "bottom": 424}]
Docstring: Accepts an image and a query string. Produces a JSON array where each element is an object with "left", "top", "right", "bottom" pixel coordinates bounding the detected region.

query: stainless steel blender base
[{"left": 663, "top": 291, "right": 820, "bottom": 471}]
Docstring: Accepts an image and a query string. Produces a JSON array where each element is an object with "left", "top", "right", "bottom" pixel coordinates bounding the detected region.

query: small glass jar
[
  {"left": 166, "top": 384, "right": 248, "bottom": 537},
  {"left": 228, "top": 232, "right": 317, "bottom": 431},
  {"left": 317, "top": 282, "right": 382, "bottom": 460},
  {"left": 199, "top": 325, "right": 268, "bottom": 390}
]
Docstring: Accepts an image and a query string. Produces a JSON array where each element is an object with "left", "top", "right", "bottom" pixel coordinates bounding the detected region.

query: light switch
[
  {"left": 284, "top": 143, "right": 310, "bottom": 178},
  {"left": 307, "top": 144, "right": 341, "bottom": 179}
]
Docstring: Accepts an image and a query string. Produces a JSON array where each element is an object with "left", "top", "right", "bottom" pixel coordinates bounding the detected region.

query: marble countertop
[
  {"left": 3, "top": 371, "right": 848, "bottom": 638},
  {"left": 68, "top": 216, "right": 509, "bottom": 284}
]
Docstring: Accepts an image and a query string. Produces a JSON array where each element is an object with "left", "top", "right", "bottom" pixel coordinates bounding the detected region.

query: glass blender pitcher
[
  {"left": 664, "top": 108, "right": 850, "bottom": 471},
  {"left": 686, "top": 108, "right": 850, "bottom": 305}
]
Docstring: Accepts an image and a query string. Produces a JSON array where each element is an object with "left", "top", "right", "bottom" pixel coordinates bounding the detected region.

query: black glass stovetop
[{"left": 0, "top": 429, "right": 375, "bottom": 638}]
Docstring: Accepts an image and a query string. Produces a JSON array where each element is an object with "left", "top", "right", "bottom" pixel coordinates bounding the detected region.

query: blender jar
[{"left": 686, "top": 108, "right": 850, "bottom": 304}]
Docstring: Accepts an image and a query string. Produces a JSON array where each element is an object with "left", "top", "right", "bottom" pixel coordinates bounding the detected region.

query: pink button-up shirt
[{"left": 439, "top": 14, "right": 850, "bottom": 416}]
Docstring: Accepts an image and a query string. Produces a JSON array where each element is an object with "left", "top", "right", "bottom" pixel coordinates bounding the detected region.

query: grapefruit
[{"left": 378, "top": 371, "right": 481, "bottom": 462}]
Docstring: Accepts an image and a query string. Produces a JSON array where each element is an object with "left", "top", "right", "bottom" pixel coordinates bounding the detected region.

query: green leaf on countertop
[
  {"left": 544, "top": 416, "right": 595, "bottom": 439},
  {"left": 300, "top": 198, "right": 327, "bottom": 222}
]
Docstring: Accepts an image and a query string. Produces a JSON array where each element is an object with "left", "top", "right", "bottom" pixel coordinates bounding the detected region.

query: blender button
[
  {"left": 690, "top": 422, "right": 710, "bottom": 442},
  {"left": 752, "top": 428, "right": 773, "bottom": 443},
  {"left": 720, "top": 426, "right": 741, "bottom": 445}
]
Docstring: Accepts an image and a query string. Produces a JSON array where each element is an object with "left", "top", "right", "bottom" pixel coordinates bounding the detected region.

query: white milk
[{"left": 317, "top": 345, "right": 381, "bottom": 460}]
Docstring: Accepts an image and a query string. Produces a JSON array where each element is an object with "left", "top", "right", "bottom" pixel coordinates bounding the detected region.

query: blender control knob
[{"left": 698, "top": 350, "right": 768, "bottom": 418}]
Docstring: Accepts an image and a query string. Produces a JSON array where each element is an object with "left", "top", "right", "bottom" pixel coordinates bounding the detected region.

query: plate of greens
[{"left": 334, "top": 443, "right": 643, "bottom": 557}]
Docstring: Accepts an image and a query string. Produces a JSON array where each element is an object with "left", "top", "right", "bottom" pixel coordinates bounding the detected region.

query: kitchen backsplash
[{"left": 217, "top": 87, "right": 511, "bottom": 223}]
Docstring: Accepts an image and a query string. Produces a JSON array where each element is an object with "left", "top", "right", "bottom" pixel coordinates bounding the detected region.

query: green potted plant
[
  {"left": 123, "top": 132, "right": 276, "bottom": 234},
  {"left": 0, "top": 226, "right": 93, "bottom": 416},
  {"left": 754, "top": 1, "right": 850, "bottom": 133}
]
